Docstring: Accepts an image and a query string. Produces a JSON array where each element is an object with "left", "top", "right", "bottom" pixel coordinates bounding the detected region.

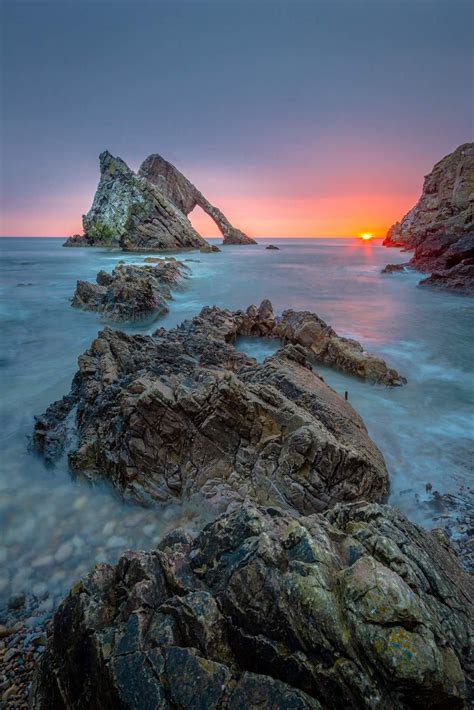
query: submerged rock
[
  {"left": 31, "top": 502, "right": 473, "bottom": 709},
  {"left": 266, "top": 243, "right": 280, "bottom": 250},
  {"left": 32, "top": 301, "right": 406, "bottom": 509},
  {"left": 71, "top": 260, "right": 188, "bottom": 321},
  {"left": 383, "top": 143, "right": 474, "bottom": 293},
  {"left": 139, "top": 153, "right": 256, "bottom": 245},
  {"left": 381, "top": 263, "right": 410, "bottom": 274}
]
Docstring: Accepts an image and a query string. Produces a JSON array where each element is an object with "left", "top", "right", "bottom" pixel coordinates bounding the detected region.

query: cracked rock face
[
  {"left": 383, "top": 143, "right": 474, "bottom": 293},
  {"left": 32, "top": 301, "right": 405, "bottom": 510},
  {"left": 71, "top": 259, "right": 188, "bottom": 321},
  {"left": 139, "top": 153, "right": 257, "bottom": 245},
  {"left": 64, "top": 150, "right": 254, "bottom": 250},
  {"left": 30, "top": 502, "right": 473, "bottom": 709}
]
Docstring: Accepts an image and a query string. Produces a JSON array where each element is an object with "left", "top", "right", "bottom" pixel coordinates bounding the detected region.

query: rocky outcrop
[
  {"left": 32, "top": 302, "right": 405, "bottom": 508},
  {"left": 139, "top": 154, "right": 257, "bottom": 245},
  {"left": 71, "top": 260, "right": 188, "bottom": 321},
  {"left": 32, "top": 301, "right": 402, "bottom": 510},
  {"left": 31, "top": 502, "right": 473, "bottom": 709},
  {"left": 266, "top": 244, "right": 280, "bottom": 250},
  {"left": 64, "top": 151, "right": 209, "bottom": 252},
  {"left": 383, "top": 143, "right": 474, "bottom": 293},
  {"left": 419, "top": 259, "right": 474, "bottom": 293}
]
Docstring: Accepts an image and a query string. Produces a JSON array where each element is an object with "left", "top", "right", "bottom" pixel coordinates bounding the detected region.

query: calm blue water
[{"left": 0, "top": 237, "right": 472, "bottom": 605}]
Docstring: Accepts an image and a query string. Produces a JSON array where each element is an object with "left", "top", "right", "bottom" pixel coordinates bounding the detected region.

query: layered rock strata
[
  {"left": 71, "top": 260, "right": 188, "bottom": 321},
  {"left": 383, "top": 143, "right": 474, "bottom": 293},
  {"left": 31, "top": 502, "right": 473, "bottom": 709},
  {"left": 64, "top": 151, "right": 254, "bottom": 250},
  {"left": 139, "top": 154, "right": 256, "bottom": 245},
  {"left": 33, "top": 301, "right": 405, "bottom": 509}
]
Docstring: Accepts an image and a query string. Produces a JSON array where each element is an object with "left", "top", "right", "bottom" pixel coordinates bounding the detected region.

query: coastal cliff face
[
  {"left": 139, "top": 154, "right": 257, "bottom": 245},
  {"left": 383, "top": 143, "right": 474, "bottom": 293},
  {"left": 31, "top": 503, "right": 473, "bottom": 709},
  {"left": 64, "top": 151, "right": 255, "bottom": 250}
]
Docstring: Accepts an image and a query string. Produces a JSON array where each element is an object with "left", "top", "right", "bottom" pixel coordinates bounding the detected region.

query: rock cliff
[
  {"left": 139, "top": 154, "right": 256, "bottom": 245},
  {"left": 71, "top": 259, "right": 188, "bottom": 321},
  {"left": 31, "top": 502, "right": 473, "bottom": 709},
  {"left": 33, "top": 301, "right": 405, "bottom": 510},
  {"left": 64, "top": 151, "right": 255, "bottom": 250},
  {"left": 383, "top": 143, "right": 474, "bottom": 293}
]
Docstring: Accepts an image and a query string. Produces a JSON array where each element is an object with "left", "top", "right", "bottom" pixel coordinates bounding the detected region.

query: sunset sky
[{"left": 1, "top": 0, "right": 472, "bottom": 238}]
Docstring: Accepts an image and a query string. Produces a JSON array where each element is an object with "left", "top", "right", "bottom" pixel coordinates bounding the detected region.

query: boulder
[
  {"left": 31, "top": 502, "right": 473, "bottom": 709},
  {"left": 266, "top": 244, "right": 280, "bottom": 250},
  {"left": 32, "top": 302, "right": 399, "bottom": 510},
  {"left": 71, "top": 260, "right": 188, "bottom": 321},
  {"left": 383, "top": 143, "right": 474, "bottom": 293},
  {"left": 139, "top": 153, "right": 257, "bottom": 245}
]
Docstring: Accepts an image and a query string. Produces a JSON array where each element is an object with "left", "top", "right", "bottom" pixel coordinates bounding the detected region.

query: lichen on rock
[{"left": 30, "top": 503, "right": 473, "bottom": 708}]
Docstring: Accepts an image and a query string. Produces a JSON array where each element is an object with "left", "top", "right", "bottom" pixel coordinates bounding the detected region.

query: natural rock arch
[{"left": 139, "top": 153, "right": 257, "bottom": 245}]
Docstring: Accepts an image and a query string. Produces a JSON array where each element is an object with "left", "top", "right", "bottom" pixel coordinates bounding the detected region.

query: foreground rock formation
[
  {"left": 383, "top": 143, "right": 474, "bottom": 294},
  {"left": 139, "top": 154, "right": 256, "bottom": 245},
  {"left": 33, "top": 301, "right": 406, "bottom": 510},
  {"left": 64, "top": 151, "right": 254, "bottom": 250},
  {"left": 31, "top": 502, "right": 473, "bottom": 708},
  {"left": 71, "top": 259, "right": 188, "bottom": 321}
]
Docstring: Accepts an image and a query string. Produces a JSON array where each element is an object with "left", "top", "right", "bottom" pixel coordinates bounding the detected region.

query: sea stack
[
  {"left": 383, "top": 143, "right": 474, "bottom": 294},
  {"left": 139, "top": 154, "right": 257, "bottom": 245},
  {"left": 64, "top": 151, "right": 255, "bottom": 250}
]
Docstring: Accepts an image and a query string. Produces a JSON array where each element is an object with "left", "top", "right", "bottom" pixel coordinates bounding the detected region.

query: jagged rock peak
[
  {"left": 139, "top": 153, "right": 257, "bottom": 245},
  {"left": 382, "top": 143, "right": 474, "bottom": 294},
  {"left": 98, "top": 149, "right": 132, "bottom": 178}
]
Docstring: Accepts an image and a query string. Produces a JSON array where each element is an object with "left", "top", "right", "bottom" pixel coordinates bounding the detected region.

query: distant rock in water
[
  {"left": 381, "top": 263, "right": 411, "bottom": 274},
  {"left": 200, "top": 244, "right": 221, "bottom": 253},
  {"left": 31, "top": 502, "right": 473, "bottom": 709},
  {"left": 266, "top": 243, "right": 280, "bottom": 250},
  {"left": 33, "top": 301, "right": 406, "bottom": 512},
  {"left": 383, "top": 143, "right": 474, "bottom": 294},
  {"left": 71, "top": 259, "right": 188, "bottom": 321},
  {"left": 139, "top": 154, "right": 256, "bottom": 245},
  {"left": 64, "top": 150, "right": 255, "bottom": 250}
]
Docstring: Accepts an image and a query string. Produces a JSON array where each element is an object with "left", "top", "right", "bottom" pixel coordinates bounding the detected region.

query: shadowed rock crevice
[
  {"left": 32, "top": 301, "right": 405, "bottom": 510},
  {"left": 30, "top": 503, "right": 473, "bottom": 709}
]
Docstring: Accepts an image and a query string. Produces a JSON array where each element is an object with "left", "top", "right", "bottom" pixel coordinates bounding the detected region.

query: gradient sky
[{"left": 1, "top": 0, "right": 472, "bottom": 238}]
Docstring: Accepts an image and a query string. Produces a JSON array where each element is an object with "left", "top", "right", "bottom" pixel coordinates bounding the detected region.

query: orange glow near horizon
[
  {"left": 0, "top": 185, "right": 415, "bottom": 239},
  {"left": 360, "top": 233, "right": 374, "bottom": 241}
]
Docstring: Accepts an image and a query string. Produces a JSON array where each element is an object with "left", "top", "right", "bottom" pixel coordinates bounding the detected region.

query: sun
[{"left": 360, "top": 233, "right": 373, "bottom": 241}]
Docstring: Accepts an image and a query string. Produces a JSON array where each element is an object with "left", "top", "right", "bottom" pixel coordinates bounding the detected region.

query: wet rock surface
[
  {"left": 139, "top": 153, "right": 256, "bottom": 245},
  {"left": 383, "top": 143, "right": 474, "bottom": 293},
  {"left": 31, "top": 502, "right": 473, "bottom": 709},
  {"left": 32, "top": 301, "right": 402, "bottom": 510},
  {"left": 71, "top": 259, "right": 189, "bottom": 322}
]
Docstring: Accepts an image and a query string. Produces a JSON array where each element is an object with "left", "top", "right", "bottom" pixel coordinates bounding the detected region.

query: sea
[{"left": 0, "top": 237, "right": 472, "bottom": 606}]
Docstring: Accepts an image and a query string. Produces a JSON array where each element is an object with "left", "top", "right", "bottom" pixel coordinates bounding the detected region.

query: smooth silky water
[{"left": 1, "top": 237, "right": 472, "bottom": 606}]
